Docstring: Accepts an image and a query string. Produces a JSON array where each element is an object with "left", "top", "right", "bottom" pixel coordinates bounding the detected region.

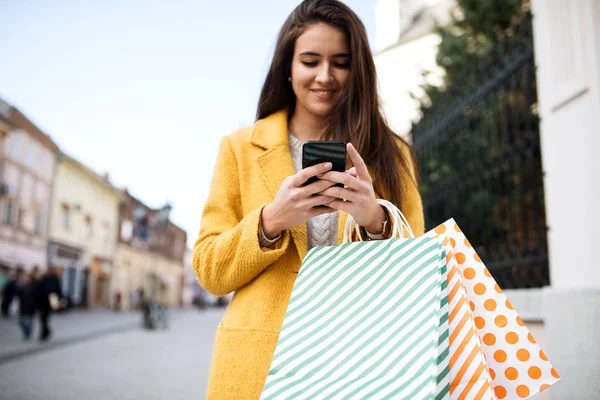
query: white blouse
[{"left": 288, "top": 133, "right": 340, "bottom": 249}]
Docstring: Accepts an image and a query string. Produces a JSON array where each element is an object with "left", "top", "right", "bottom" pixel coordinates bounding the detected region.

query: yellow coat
[{"left": 193, "top": 110, "right": 424, "bottom": 399}]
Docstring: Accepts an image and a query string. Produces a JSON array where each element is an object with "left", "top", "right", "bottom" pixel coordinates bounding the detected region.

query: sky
[{"left": 0, "top": 0, "right": 377, "bottom": 247}]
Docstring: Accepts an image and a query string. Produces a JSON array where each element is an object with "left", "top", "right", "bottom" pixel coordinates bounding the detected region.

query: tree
[
  {"left": 409, "top": 0, "right": 548, "bottom": 290},
  {"left": 415, "top": 0, "right": 526, "bottom": 113}
]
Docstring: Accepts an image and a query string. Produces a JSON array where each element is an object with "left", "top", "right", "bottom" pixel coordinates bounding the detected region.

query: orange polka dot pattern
[
  {"left": 425, "top": 219, "right": 561, "bottom": 399},
  {"left": 432, "top": 233, "right": 495, "bottom": 398}
]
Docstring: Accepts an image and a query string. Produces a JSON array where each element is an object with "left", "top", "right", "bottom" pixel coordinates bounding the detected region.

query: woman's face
[{"left": 290, "top": 23, "right": 351, "bottom": 119}]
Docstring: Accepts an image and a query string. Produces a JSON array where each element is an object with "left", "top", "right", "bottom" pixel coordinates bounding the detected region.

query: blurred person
[
  {"left": 16, "top": 272, "right": 37, "bottom": 340},
  {"left": 138, "top": 287, "right": 146, "bottom": 307},
  {"left": 114, "top": 290, "right": 122, "bottom": 312},
  {"left": 80, "top": 268, "right": 90, "bottom": 308},
  {"left": 34, "top": 267, "right": 65, "bottom": 341},
  {"left": 31, "top": 265, "right": 41, "bottom": 282},
  {"left": 192, "top": 1, "right": 424, "bottom": 397},
  {"left": 130, "top": 289, "right": 139, "bottom": 310},
  {"left": 1, "top": 269, "right": 19, "bottom": 318},
  {"left": 0, "top": 266, "right": 7, "bottom": 296}
]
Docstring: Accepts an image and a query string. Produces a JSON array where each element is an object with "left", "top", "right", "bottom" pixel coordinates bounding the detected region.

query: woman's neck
[{"left": 288, "top": 108, "right": 327, "bottom": 142}]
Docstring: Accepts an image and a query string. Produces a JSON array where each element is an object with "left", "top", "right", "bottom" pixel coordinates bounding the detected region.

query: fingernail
[
  {"left": 324, "top": 162, "right": 332, "bottom": 169},
  {"left": 317, "top": 173, "right": 324, "bottom": 178}
]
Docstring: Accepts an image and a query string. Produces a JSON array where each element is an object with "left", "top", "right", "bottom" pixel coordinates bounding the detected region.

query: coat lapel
[{"left": 252, "top": 110, "right": 308, "bottom": 260}]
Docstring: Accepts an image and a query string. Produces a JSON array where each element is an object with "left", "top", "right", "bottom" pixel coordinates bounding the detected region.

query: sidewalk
[{"left": 0, "top": 308, "right": 143, "bottom": 364}]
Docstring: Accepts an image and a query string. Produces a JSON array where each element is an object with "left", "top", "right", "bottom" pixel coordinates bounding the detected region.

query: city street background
[
  {"left": 0, "top": 307, "right": 222, "bottom": 400},
  {"left": 0, "top": 0, "right": 598, "bottom": 398}
]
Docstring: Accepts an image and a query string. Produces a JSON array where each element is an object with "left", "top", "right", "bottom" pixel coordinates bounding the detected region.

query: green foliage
[
  {"left": 418, "top": 0, "right": 526, "bottom": 103},
  {"left": 457, "top": 0, "right": 522, "bottom": 39}
]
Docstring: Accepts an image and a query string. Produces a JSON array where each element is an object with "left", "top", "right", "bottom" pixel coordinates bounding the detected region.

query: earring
[{"left": 288, "top": 77, "right": 291, "bottom": 82}]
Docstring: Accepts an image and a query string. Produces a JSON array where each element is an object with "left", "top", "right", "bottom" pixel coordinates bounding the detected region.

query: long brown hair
[{"left": 257, "top": 0, "right": 418, "bottom": 209}]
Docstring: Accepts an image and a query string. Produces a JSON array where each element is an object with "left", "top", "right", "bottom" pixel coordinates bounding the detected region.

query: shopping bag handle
[{"left": 342, "top": 199, "right": 415, "bottom": 243}]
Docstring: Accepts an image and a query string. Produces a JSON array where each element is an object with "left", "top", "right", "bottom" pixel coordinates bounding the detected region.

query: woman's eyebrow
[{"left": 299, "top": 51, "right": 350, "bottom": 58}]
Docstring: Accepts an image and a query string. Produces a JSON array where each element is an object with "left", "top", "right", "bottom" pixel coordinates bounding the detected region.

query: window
[
  {"left": 40, "top": 152, "right": 53, "bottom": 180},
  {"left": 17, "top": 207, "right": 25, "bottom": 228},
  {"left": 104, "top": 221, "right": 111, "bottom": 244},
  {"left": 25, "top": 142, "right": 37, "bottom": 168},
  {"left": 120, "top": 220, "right": 133, "bottom": 241},
  {"left": 61, "top": 204, "right": 71, "bottom": 231},
  {"left": 11, "top": 132, "right": 22, "bottom": 159},
  {"left": 34, "top": 212, "right": 42, "bottom": 234},
  {"left": 4, "top": 198, "right": 13, "bottom": 224},
  {"left": 85, "top": 215, "right": 93, "bottom": 239}
]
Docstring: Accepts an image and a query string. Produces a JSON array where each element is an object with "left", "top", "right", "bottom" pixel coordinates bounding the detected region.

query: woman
[{"left": 193, "top": 1, "right": 424, "bottom": 398}]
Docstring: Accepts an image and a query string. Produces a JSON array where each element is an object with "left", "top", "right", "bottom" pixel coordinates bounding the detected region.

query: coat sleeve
[{"left": 193, "top": 136, "right": 292, "bottom": 296}]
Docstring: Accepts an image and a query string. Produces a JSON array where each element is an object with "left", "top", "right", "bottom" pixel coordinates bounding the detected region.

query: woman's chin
[{"left": 306, "top": 105, "right": 335, "bottom": 118}]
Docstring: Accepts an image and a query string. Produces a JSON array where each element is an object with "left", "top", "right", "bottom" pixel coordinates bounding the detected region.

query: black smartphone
[{"left": 302, "top": 140, "right": 347, "bottom": 186}]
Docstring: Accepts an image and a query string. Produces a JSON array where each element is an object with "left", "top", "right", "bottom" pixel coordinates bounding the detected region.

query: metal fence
[{"left": 412, "top": 13, "right": 549, "bottom": 289}]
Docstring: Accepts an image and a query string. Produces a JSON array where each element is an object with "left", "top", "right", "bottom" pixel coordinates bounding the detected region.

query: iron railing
[{"left": 412, "top": 13, "right": 549, "bottom": 289}]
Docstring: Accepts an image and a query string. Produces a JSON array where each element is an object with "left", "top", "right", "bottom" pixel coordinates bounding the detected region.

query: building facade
[
  {"left": 112, "top": 190, "right": 186, "bottom": 309},
  {"left": 522, "top": 0, "right": 600, "bottom": 398},
  {"left": 47, "top": 154, "right": 120, "bottom": 307},
  {"left": 0, "top": 98, "right": 59, "bottom": 271},
  {"left": 374, "top": 0, "right": 454, "bottom": 140}
]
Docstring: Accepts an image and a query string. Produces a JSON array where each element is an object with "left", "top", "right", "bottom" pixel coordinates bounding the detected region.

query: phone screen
[{"left": 302, "top": 141, "right": 347, "bottom": 186}]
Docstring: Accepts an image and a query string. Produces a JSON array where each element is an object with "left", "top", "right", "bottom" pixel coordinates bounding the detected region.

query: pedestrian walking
[
  {"left": 31, "top": 265, "right": 41, "bottom": 282},
  {"left": 34, "top": 267, "right": 65, "bottom": 341},
  {"left": 0, "top": 266, "right": 7, "bottom": 297},
  {"left": 1, "top": 269, "right": 20, "bottom": 318},
  {"left": 16, "top": 272, "right": 37, "bottom": 340},
  {"left": 192, "top": 1, "right": 424, "bottom": 398}
]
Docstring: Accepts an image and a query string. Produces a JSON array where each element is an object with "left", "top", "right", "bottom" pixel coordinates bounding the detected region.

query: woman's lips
[{"left": 311, "top": 89, "right": 334, "bottom": 100}]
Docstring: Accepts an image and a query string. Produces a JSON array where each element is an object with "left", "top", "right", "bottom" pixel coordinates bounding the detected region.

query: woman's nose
[{"left": 315, "top": 65, "right": 333, "bottom": 83}]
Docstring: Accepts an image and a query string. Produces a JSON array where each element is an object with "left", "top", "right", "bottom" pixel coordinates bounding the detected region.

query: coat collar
[
  {"left": 253, "top": 110, "right": 308, "bottom": 260},
  {"left": 250, "top": 109, "right": 290, "bottom": 150}
]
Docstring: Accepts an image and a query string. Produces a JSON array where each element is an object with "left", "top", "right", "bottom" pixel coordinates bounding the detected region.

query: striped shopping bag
[{"left": 261, "top": 201, "right": 451, "bottom": 400}]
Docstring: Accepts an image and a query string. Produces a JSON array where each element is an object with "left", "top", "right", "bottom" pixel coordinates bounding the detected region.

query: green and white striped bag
[{"left": 261, "top": 200, "right": 451, "bottom": 400}]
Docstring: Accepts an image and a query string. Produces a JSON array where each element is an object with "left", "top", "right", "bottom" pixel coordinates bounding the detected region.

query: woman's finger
[
  {"left": 346, "top": 143, "right": 370, "bottom": 181},
  {"left": 303, "top": 178, "right": 338, "bottom": 196},
  {"left": 326, "top": 198, "right": 352, "bottom": 214},
  {"left": 318, "top": 170, "right": 358, "bottom": 189},
  {"left": 293, "top": 162, "right": 332, "bottom": 187},
  {"left": 319, "top": 186, "right": 360, "bottom": 203},
  {"left": 305, "top": 194, "right": 337, "bottom": 208}
]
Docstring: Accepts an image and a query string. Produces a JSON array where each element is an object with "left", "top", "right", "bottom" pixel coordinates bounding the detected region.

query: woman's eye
[{"left": 300, "top": 61, "right": 349, "bottom": 68}]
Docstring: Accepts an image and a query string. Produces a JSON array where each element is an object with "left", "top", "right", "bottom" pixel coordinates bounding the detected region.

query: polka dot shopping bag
[{"left": 426, "top": 219, "right": 560, "bottom": 399}]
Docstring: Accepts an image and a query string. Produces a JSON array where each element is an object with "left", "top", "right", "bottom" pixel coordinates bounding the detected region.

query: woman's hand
[
  {"left": 318, "top": 143, "right": 386, "bottom": 233},
  {"left": 261, "top": 162, "right": 339, "bottom": 238}
]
